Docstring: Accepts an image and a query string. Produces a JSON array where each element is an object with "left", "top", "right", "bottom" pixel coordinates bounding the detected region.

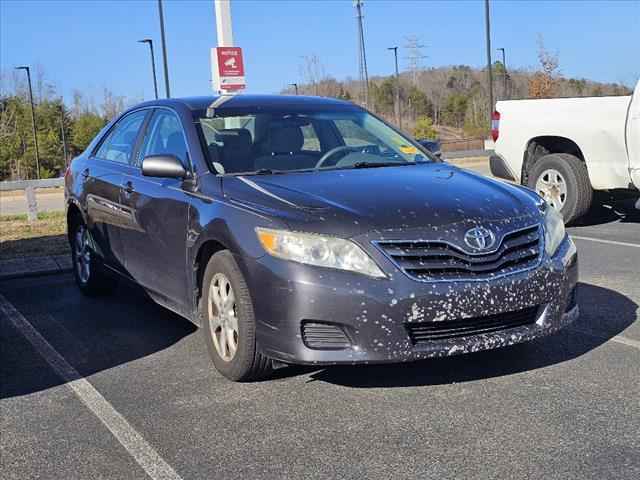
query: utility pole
[
  {"left": 497, "top": 47, "right": 507, "bottom": 99},
  {"left": 157, "top": 0, "right": 171, "bottom": 98},
  {"left": 138, "top": 39, "right": 159, "bottom": 99},
  {"left": 484, "top": 0, "right": 494, "bottom": 124},
  {"left": 59, "top": 100, "right": 68, "bottom": 167},
  {"left": 290, "top": 83, "right": 299, "bottom": 95},
  {"left": 388, "top": 46, "right": 401, "bottom": 129},
  {"left": 15, "top": 66, "right": 40, "bottom": 179},
  {"left": 354, "top": 0, "right": 369, "bottom": 107}
]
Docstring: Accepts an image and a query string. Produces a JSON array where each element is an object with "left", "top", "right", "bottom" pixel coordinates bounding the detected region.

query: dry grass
[{"left": 0, "top": 211, "right": 69, "bottom": 260}]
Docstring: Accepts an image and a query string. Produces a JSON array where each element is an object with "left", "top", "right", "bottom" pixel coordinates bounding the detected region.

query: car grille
[
  {"left": 406, "top": 306, "right": 540, "bottom": 344},
  {"left": 376, "top": 225, "right": 542, "bottom": 281},
  {"left": 301, "top": 322, "right": 352, "bottom": 350}
]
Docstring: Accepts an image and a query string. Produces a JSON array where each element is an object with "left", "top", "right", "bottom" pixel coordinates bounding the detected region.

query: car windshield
[{"left": 196, "top": 107, "right": 434, "bottom": 175}]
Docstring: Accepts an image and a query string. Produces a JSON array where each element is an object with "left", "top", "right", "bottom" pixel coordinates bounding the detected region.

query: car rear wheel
[
  {"left": 199, "top": 250, "right": 273, "bottom": 382},
  {"left": 527, "top": 153, "right": 593, "bottom": 224},
  {"left": 71, "top": 221, "right": 117, "bottom": 296}
]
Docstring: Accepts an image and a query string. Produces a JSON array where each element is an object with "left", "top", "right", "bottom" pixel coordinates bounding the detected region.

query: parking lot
[{"left": 1, "top": 172, "right": 639, "bottom": 479}]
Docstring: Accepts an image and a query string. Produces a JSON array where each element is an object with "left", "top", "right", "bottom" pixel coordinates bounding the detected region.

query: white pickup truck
[{"left": 491, "top": 80, "right": 639, "bottom": 223}]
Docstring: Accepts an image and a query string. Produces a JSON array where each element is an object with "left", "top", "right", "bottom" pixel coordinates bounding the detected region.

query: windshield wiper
[{"left": 348, "top": 161, "right": 414, "bottom": 169}]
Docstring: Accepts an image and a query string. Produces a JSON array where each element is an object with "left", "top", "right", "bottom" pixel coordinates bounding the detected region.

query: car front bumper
[{"left": 242, "top": 237, "right": 579, "bottom": 365}]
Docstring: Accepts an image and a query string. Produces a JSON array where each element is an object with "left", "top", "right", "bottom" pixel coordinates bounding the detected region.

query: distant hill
[{"left": 281, "top": 64, "right": 633, "bottom": 140}]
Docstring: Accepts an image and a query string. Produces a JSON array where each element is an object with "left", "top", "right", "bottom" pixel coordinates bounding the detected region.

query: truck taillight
[{"left": 491, "top": 111, "right": 500, "bottom": 141}]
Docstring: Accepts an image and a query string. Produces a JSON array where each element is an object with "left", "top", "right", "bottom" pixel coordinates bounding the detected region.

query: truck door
[{"left": 628, "top": 79, "right": 640, "bottom": 189}]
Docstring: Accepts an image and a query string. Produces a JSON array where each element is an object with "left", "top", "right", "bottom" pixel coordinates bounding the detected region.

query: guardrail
[{"left": 0, "top": 178, "right": 65, "bottom": 221}]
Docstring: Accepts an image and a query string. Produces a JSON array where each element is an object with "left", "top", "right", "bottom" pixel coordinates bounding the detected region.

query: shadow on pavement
[
  {"left": 1, "top": 275, "right": 196, "bottom": 399},
  {"left": 571, "top": 193, "right": 640, "bottom": 228},
  {"left": 1, "top": 279, "right": 636, "bottom": 395},
  {"left": 299, "top": 282, "right": 637, "bottom": 388}
]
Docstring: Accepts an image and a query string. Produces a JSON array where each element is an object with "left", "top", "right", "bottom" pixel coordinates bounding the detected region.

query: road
[
  {"left": 0, "top": 190, "right": 65, "bottom": 216},
  {"left": 1, "top": 163, "right": 639, "bottom": 479}
]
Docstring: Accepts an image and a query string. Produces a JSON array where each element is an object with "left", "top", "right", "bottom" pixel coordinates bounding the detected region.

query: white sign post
[{"left": 212, "top": 0, "right": 245, "bottom": 94}]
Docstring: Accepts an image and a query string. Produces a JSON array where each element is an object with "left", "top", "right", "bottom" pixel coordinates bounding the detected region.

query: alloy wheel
[
  {"left": 208, "top": 273, "right": 239, "bottom": 362},
  {"left": 535, "top": 168, "right": 568, "bottom": 210},
  {"left": 74, "top": 225, "right": 91, "bottom": 284}
]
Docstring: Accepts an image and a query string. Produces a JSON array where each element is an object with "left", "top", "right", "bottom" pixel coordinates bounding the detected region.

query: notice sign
[{"left": 211, "top": 47, "right": 246, "bottom": 93}]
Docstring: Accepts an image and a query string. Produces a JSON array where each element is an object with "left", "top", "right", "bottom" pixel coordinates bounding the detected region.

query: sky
[{"left": 1, "top": 0, "right": 639, "bottom": 104}]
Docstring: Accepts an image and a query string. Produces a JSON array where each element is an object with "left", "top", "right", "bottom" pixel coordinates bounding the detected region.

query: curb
[{"left": 0, "top": 255, "right": 72, "bottom": 281}]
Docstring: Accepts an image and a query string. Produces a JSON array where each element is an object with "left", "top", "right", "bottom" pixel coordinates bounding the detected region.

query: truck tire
[
  {"left": 526, "top": 153, "right": 593, "bottom": 224},
  {"left": 199, "top": 250, "right": 273, "bottom": 382}
]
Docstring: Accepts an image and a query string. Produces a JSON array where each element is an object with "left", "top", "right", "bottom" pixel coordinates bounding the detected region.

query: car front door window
[
  {"left": 136, "top": 110, "right": 189, "bottom": 168},
  {"left": 95, "top": 111, "right": 147, "bottom": 164}
]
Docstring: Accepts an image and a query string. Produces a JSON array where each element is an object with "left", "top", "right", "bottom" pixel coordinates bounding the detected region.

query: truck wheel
[
  {"left": 527, "top": 153, "right": 593, "bottom": 224},
  {"left": 199, "top": 250, "right": 273, "bottom": 382},
  {"left": 70, "top": 221, "right": 117, "bottom": 296}
]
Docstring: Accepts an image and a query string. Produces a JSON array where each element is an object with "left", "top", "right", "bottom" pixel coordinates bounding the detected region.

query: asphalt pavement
[{"left": 1, "top": 164, "right": 639, "bottom": 479}]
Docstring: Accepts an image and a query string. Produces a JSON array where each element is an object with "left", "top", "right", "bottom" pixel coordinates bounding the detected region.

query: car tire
[
  {"left": 527, "top": 153, "right": 593, "bottom": 224},
  {"left": 199, "top": 250, "right": 273, "bottom": 382},
  {"left": 70, "top": 220, "right": 118, "bottom": 296}
]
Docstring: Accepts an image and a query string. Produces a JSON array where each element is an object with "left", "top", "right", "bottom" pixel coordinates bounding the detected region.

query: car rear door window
[
  {"left": 136, "top": 110, "right": 189, "bottom": 168},
  {"left": 95, "top": 110, "right": 147, "bottom": 164}
]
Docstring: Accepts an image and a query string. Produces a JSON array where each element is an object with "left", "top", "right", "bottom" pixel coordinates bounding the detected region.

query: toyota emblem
[{"left": 463, "top": 226, "right": 496, "bottom": 251}]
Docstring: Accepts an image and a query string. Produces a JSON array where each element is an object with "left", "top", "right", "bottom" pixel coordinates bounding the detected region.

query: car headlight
[
  {"left": 543, "top": 204, "right": 566, "bottom": 256},
  {"left": 256, "top": 227, "right": 385, "bottom": 278}
]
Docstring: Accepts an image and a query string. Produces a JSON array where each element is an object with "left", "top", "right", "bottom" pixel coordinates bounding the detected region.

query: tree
[
  {"left": 528, "top": 35, "right": 560, "bottom": 98},
  {"left": 72, "top": 113, "right": 106, "bottom": 153},
  {"left": 406, "top": 86, "right": 433, "bottom": 120},
  {"left": 413, "top": 116, "right": 437, "bottom": 140},
  {"left": 441, "top": 93, "right": 469, "bottom": 128}
]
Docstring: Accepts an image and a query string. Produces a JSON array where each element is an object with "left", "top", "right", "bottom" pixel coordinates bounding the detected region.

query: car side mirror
[
  {"left": 141, "top": 155, "right": 187, "bottom": 179},
  {"left": 434, "top": 150, "right": 443, "bottom": 161}
]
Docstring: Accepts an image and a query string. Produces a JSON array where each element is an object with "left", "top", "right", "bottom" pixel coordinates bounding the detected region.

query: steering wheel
[{"left": 314, "top": 145, "right": 360, "bottom": 169}]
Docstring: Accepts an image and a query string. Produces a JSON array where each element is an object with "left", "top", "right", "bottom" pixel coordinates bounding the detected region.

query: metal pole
[
  {"left": 388, "top": 46, "right": 401, "bottom": 128},
  {"left": 497, "top": 47, "right": 507, "bottom": 99},
  {"left": 157, "top": 0, "right": 171, "bottom": 98},
  {"left": 484, "top": 0, "right": 494, "bottom": 124},
  {"left": 138, "top": 39, "right": 159, "bottom": 100},
  {"left": 354, "top": 0, "right": 369, "bottom": 107},
  {"left": 214, "top": 0, "right": 234, "bottom": 47},
  {"left": 16, "top": 66, "right": 40, "bottom": 179},
  {"left": 290, "top": 83, "right": 299, "bottom": 95},
  {"left": 59, "top": 101, "right": 68, "bottom": 167}
]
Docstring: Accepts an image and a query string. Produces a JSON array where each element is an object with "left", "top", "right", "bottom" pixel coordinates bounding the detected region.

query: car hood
[{"left": 222, "top": 163, "right": 541, "bottom": 238}]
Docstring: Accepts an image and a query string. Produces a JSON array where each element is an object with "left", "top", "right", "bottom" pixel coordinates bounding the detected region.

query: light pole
[
  {"left": 290, "top": 83, "right": 299, "bottom": 95},
  {"left": 484, "top": 0, "right": 494, "bottom": 124},
  {"left": 15, "top": 66, "right": 40, "bottom": 179},
  {"left": 497, "top": 47, "right": 507, "bottom": 99},
  {"left": 388, "top": 46, "right": 401, "bottom": 129},
  {"left": 157, "top": 0, "right": 171, "bottom": 98},
  {"left": 138, "top": 39, "right": 159, "bottom": 100}
]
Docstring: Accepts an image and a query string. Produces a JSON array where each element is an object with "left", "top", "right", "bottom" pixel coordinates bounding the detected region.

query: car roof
[{"left": 135, "top": 94, "right": 358, "bottom": 112}]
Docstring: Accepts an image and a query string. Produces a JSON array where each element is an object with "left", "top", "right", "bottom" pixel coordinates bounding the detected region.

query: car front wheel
[{"left": 199, "top": 250, "right": 273, "bottom": 382}]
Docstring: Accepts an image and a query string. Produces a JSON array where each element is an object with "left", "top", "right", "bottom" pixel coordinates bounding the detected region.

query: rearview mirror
[{"left": 142, "top": 155, "right": 187, "bottom": 179}]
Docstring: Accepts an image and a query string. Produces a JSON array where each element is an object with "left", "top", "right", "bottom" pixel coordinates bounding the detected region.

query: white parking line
[
  {"left": 571, "top": 235, "right": 640, "bottom": 249},
  {"left": 0, "top": 294, "right": 182, "bottom": 480}
]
